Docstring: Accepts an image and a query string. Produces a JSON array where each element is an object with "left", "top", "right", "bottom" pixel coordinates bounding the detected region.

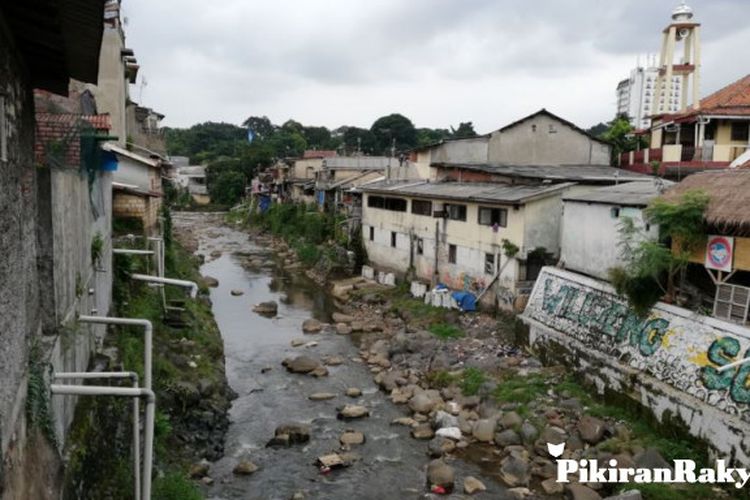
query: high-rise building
[{"left": 616, "top": 64, "right": 682, "bottom": 130}]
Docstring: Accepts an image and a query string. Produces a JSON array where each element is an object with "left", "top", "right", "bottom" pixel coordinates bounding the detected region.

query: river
[{"left": 173, "top": 212, "right": 507, "bottom": 500}]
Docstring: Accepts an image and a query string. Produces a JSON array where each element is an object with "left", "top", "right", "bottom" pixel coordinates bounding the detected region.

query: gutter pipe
[
  {"left": 130, "top": 273, "right": 198, "bottom": 299},
  {"left": 53, "top": 372, "right": 141, "bottom": 500},
  {"left": 50, "top": 385, "right": 155, "bottom": 500}
]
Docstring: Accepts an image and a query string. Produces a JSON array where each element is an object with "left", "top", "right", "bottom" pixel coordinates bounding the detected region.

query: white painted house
[
  {"left": 560, "top": 180, "right": 672, "bottom": 281},
  {"left": 361, "top": 180, "right": 574, "bottom": 308}
]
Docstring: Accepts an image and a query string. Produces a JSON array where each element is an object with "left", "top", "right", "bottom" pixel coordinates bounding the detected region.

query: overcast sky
[{"left": 122, "top": 0, "right": 750, "bottom": 133}]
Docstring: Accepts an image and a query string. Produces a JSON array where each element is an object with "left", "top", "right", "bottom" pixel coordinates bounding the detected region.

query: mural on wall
[{"left": 525, "top": 267, "right": 750, "bottom": 420}]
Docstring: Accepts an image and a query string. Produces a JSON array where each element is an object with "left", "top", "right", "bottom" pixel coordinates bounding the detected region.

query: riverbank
[
  {"left": 62, "top": 213, "right": 234, "bottom": 499},
  {"left": 225, "top": 205, "right": 724, "bottom": 499}
]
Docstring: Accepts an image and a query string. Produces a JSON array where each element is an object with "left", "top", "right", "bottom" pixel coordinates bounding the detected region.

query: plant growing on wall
[
  {"left": 608, "top": 189, "right": 709, "bottom": 316},
  {"left": 650, "top": 160, "right": 661, "bottom": 176},
  {"left": 501, "top": 238, "right": 520, "bottom": 258},
  {"left": 91, "top": 232, "right": 104, "bottom": 266}
]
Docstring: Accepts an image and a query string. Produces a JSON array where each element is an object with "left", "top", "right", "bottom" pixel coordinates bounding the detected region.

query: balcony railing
[{"left": 620, "top": 145, "right": 749, "bottom": 169}]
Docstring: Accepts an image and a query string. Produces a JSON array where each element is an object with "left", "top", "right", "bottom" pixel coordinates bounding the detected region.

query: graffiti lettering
[
  {"left": 539, "top": 278, "right": 669, "bottom": 357},
  {"left": 703, "top": 337, "right": 741, "bottom": 390}
]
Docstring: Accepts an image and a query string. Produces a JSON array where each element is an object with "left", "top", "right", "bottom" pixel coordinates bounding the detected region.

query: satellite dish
[{"left": 247, "top": 129, "right": 255, "bottom": 143}]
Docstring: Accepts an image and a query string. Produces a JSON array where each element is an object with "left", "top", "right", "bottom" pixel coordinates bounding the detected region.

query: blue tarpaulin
[
  {"left": 451, "top": 291, "right": 477, "bottom": 312},
  {"left": 258, "top": 195, "right": 271, "bottom": 213}
]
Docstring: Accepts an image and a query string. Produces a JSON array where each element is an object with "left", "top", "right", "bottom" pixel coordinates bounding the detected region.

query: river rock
[
  {"left": 283, "top": 356, "right": 320, "bottom": 374},
  {"left": 346, "top": 387, "right": 362, "bottom": 398},
  {"left": 332, "top": 312, "right": 355, "bottom": 323},
  {"left": 603, "top": 490, "right": 643, "bottom": 500},
  {"left": 302, "top": 318, "right": 323, "bottom": 333},
  {"left": 541, "top": 477, "right": 563, "bottom": 495},
  {"left": 409, "top": 392, "right": 441, "bottom": 414},
  {"left": 472, "top": 419, "right": 496, "bottom": 442},
  {"left": 391, "top": 417, "right": 418, "bottom": 427},
  {"left": 435, "top": 427, "right": 462, "bottom": 441},
  {"left": 427, "top": 436, "right": 456, "bottom": 457},
  {"left": 350, "top": 321, "right": 364, "bottom": 332},
  {"left": 337, "top": 404, "right": 369, "bottom": 419},
  {"left": 540, "top": 425, "right": 567, "bottom": 445},
  {"left": 634, "top": 448, "right": 671, "bottom": 470},
  {"left": 520, "top": 421, "right": 539, "bottom": 443},
  {"left": 253, "top": 301, "right": 278, "bottom": 315},
  {"left": 578, "top": 415, "right": 607, "bottom": 444},
  {"left": 340, "top": 431, "right": 365, "bottom": 446},
  {"left": 310, "top": 366, "right": 329, "bottom": 377},
  {"left": 426, "top": 459, "right": 455, "bottom": 491},
  {"left": 189, "top": 461, "right": 210, "bottom": 478},
  {"left": 495, "top": 428, "right": 522, "bottom": 447},
  {"left": 434, "top": 410, "right": 458, "bottom": 429},
  {"left": 567, "top": 484, "right": 602, "bottom": 500},
  {"left": 308, "top": 392, "right": 336, "bottom": 401},
  {"left": 230, "top": 289, "right": 244, "bottom": 296},
  {"left": 335, "top": 323, "right": 352, "bottom": 335},
  {"left": 411, "top": 424, "right": 435, "bottom": 440},
  {"left": 268, "top": 423, "right": 310, "bottom": 447},
  {"left": 290, "top": 338, "right": 306, "bottom": 347},
  {"left": 202, "top": 276, "right": 219, "bottom": 288},
  {"left": 500, "top": 454, "right": 530, "bottom": 487},
  {"left": 463, "top": 476, "right": 486, "bottom": 495},
  {"left": 233, "top": 460, "right": 258, "bottom": 475},
  {"left": 322, "top": 355, "right": 344, "bottom": 366},
  {"left": 501, "top": 411, "right": 523, "bottom": 429}
]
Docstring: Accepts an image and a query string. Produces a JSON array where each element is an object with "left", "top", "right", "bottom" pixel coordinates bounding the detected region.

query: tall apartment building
[{"left": 616, "top": 65, "right": 682, "bottom": 130}]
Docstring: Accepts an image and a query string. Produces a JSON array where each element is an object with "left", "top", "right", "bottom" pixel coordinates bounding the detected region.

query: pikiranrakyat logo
[{"left": 547, "top": 443, "right": 750, "bottom": 489}]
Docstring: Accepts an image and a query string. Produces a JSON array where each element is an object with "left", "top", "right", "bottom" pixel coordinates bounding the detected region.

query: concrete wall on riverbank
[{"left": 521, "top": 266, "right": 750, "bottom": 465}]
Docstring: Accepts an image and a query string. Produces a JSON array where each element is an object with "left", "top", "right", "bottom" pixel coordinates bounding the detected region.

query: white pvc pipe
[
  {"left": 78, "top": 316, "right": 153, "bottom": 390},
  {"left": 113, "top": 249, "right": 155, "bottom": 256},
  {"left": 50, "top": 385, "right": 155, "bottom": 500},
  {"left": 54, "top": 372, "right": 141, "bottom": 500},
  {"left": 717, "top": 357, "right": 750, "bottom": 372},
  {"left": 130, "top": 273, "right": 198, "bottom": 299}
]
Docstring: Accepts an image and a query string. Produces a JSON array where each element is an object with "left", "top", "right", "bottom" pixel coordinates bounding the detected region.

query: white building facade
[{"left": 616, "top": 65, "right": 682, "bottom": 130}]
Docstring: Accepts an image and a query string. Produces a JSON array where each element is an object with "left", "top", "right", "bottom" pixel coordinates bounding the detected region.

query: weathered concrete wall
[
  {"left": 561, "top": 201, "right": 659, "bottom": 280},
  {"left": 488, "top": 113, "right": 611, "bottom": 165},
  {"left": 523, "top": 192, "right": 564, "bottom": 257},
  {"left": 522, "top": 266, "right": 750, "bottom": 465},
  {"left": 362, "top": 194, "right": 527, "bottom": 297},
  {"left": 0, "top": 22, "right": 41, "bottom": 475},
  {"left": 91, "top": 26, "right": 127, "bottom": 146}
]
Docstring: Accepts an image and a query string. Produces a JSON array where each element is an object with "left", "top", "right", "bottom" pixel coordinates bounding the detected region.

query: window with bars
[
  {"left": 411, "top": 199, "right": 432, "bottom": 216},
  {"left": 714, "top": 284, "right": 750, "bottom": 325}
]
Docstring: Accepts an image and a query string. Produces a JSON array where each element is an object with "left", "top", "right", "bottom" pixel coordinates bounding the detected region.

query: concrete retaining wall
[{"left": 521, "top": 266, "right": 750, "bottom": 465}]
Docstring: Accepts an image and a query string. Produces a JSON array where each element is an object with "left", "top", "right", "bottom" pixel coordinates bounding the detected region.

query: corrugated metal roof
[
  {"left": 563, "top": 180, "right": 674, "bottom": 206},
  {"left": 433, "top": 163, "right": 650, "bottom": 182},
  {"left": 323, "top": 156, "right": 394, "bottom": 170},
  {"left": 177, "top": 166, "right": 206, "bottom": 176},
  {"left": 360, "top": 180, "right": 575, "bottom": 204}
]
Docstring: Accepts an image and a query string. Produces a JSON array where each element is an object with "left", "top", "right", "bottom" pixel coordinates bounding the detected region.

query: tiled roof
[{"left": 660, "top": 74, "right": 750, "bottom": 121}]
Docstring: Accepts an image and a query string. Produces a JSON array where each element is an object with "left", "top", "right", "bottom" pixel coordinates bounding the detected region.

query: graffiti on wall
[{"left": 525, "top": 268, "right": 750, "bottom": 420}]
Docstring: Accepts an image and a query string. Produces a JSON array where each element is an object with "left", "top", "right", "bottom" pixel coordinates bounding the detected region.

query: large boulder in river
[
  {"left": 282, "top": 356, "right": 320, "bottom": 374},
  {"left": 267, "top": 423, "right": 310, "bottom": 447},
  {"left": 301, "top": 318, "right": 323, "bottom": 333},
  {"left": 426, "top": 459, "right": 455, "bottom": 492},
  {"left": 337, "top": 404, "right": 370, "bottom": 420},
  {"left": 202, "top": 276, "right": 219, "bottom": 288},
  {"left": 253, "top": 301, "right": 278, "bottom": 316}
]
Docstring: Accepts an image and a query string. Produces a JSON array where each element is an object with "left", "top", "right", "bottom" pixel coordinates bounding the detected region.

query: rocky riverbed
[{"left": 172, "top": 212, "right": 707, "bottom": 500}]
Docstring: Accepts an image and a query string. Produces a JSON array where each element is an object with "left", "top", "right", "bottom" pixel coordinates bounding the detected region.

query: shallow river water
[{"left": 173, "top": 213, "right": 507, "bottom": 500}]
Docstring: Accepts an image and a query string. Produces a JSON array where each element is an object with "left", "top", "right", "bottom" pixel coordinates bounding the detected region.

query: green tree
[
  {"left": 209, "top": 170, "right": 246, "bottom": 206},
  {"left": 370, "top": 113, "right": 418, "bottom": 154},
  {"left": 608, "top": 189, "right": 709, "bottom": 315},
  {"left": 416, "top": 127, "right": 450, "bottom": 147},
  {"left": 450, "top": 122, "right": 478, "bottom": 139},
  {"left": 599, "top": 114, "right": 647, "bottom": 165},
  {"left": 242, "top": 115, "right": 276, "bottom": 142},
  {"left": 340, "top": 126, "right": 377, "bottom": 155}
]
